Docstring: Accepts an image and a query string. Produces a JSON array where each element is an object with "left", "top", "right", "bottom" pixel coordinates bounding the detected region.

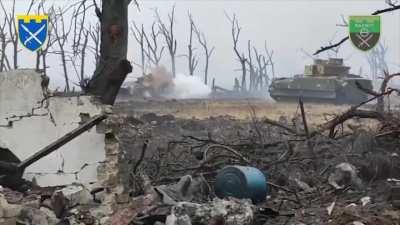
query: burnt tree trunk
[
  {"left": 204, "top": 52, "right": 209, "bottom": 84},
  {"left": 87, "top": 0, "right": 132, "bottom": 105},
  {"left": 0, "top": 34, "right": 7, "bottom": 72},
  {"left": 60, "top": 50, "right": 70, "bottom": 92},
  {"left": 240, "top": 58, "right": 247, "bottom": 92}
]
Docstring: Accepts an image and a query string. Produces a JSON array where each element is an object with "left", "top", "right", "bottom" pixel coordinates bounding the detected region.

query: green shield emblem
[{"left": 349, "top": 16, "right": 380, "bottom": 51}]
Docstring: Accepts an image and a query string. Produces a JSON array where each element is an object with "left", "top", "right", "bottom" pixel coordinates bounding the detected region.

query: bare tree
[
  {"left": 0, "top": 0, "right": 18, "bottom": 69},
  {"left": 247, "top": 40, "right": 257, "bottom": 91},
  {"left": 252, "top": 48, "right": 262, "bottom": 90},
  {"left": 155, "top": 6, "right": 177, "bottom": 77},
  {"left": 87, "top": 0, "right": 133, "bottom": 105},
  {"left": 70, "top": 27, "right": 90, "bottom": 90},
  {"left": 226, "top": 14, "right": 247, "bottom": 92},
  {"left": 246, "top": 40, "right": 275, "bottom": 92},
  {"left": 193, "top": 21, "right": 215, "bottom": 85},
  {"left": 25, "top": 0, "right": 36, "bottom": 15},
  {"left": 253, "top": 47, "right": 267, "bottom": 90},
  {"left": 264, "top": 41, "right": 275, "bottom": 86},
  {"left": 71, "top": 11, "right": 100, "bottom": 91},
  {"left": 357, "top": 71, "right": 400, "bottom": 113},
  {"left": 131, "top": 22, "right": 146, "bottom": 75},
  {"left": 49, "top": 7, "right": 74, "bottom": 92},
  {"left": 68, "top": 0, "right": 96, "bottom": 91},
  {"left": 366, "top": 42, "right": 389, "bottom": 81},
  {"left": 79, "top": 30, "right": 89, "bottom": 86},
  {"left": 0, "top": 16, "right": 10, "bottom": 72},
  {"left": 88, "top": 22, "right": 101, "bottom": 66},
  {"left": 71, "top": 0, "right": 89, "bottom": 55},
  {"left": 35, "top": 3, "right": 59, "bottom": 76},
  {"left": 143, "top": 22, "right": 164, "bottom": 67},
  {"left": 187, "top": 13, "right": 199, "bottom": 76}
]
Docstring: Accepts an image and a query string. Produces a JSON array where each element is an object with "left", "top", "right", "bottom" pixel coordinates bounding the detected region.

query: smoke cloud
[
  {"left": 134, "top": 66, "right": 211, "bottom": 99},
  {"left": 167, "top": 73, "right": 211, "bottom": 99}
]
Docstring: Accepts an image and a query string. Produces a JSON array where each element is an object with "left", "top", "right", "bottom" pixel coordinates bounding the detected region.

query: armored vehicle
[{"left": 269, "top": 58, "right": 373, "bottom": 104}]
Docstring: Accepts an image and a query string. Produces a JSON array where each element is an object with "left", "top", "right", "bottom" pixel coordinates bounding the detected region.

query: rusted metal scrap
[{"left": 0, "top": 114, "right": 107, "bottom": 191}]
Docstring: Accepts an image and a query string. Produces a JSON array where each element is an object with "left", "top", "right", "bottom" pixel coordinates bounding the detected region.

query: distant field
[
  {"left": 173, "top": 100, "right": 349, "bottom": 124},
  {"left": 116, "top": 94, "right": 400, "bottom": 128},
  {"left": 116, "top": 98, "right": 376, "bottom": 126}
]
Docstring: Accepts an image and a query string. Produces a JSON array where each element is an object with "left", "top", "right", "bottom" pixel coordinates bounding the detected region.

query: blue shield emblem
[{"left": 17, "top": 15, "right": 48, "bottom": 52}]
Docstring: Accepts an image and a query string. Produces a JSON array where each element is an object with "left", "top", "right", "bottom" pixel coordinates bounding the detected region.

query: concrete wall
[{"left": 0, "top": 70, "right": 105, "bottom": 186}]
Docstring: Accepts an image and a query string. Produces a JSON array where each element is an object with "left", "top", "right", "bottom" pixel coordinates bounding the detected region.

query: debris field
[{"left": 2, "top": 91, "right": 400, "bottom": 225}]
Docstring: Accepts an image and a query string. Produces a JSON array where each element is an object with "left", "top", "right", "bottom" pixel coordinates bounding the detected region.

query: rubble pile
[
  {"left": 2, "top": 98, "right": 400, "bottom": 224},
  {"left": 106, "top": 100, "right": 400, "bottom": 224}
]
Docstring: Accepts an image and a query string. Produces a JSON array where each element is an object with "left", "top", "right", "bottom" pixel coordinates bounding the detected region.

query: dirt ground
[{"left": 111, "top": 97, "right": 400, "bottom": 225}]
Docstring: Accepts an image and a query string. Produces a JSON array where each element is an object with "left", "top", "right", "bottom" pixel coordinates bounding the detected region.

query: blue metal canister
[{"left": 215, "top": 165, "right": 267, "bottom": 203}]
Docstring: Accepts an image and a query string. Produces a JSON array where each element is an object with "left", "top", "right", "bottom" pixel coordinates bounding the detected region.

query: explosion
[{"left": 133, "top": 66, "right": 211, "bottom": 99}]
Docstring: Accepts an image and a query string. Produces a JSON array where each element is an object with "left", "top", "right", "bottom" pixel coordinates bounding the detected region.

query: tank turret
[{"left": 304, "top": 58, "right": 350, "bottom": 76}]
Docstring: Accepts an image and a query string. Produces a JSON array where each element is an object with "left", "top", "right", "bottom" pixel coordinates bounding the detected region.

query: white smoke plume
[
  {"left": 167, "top": 73, "right": 211, "bottom": 99},
  {"left": 135, "top": 66, "right": 211, "bottom": 99}
]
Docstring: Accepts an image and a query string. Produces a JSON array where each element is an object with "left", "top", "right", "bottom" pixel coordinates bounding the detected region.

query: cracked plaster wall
[{"left": 0, "top": 69, "right": 106, "bottom": 186}]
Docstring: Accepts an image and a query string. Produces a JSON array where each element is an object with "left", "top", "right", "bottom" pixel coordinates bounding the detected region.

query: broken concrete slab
[
  {"left": 17, "top": 207, "right": 57, "bottom": 225},
  {"left": 328, "top": 163, "right": 363, "bottom": 190},
  {"left": 0, "top": 194, "right": 22, "bottom": 219},
  {"left": 0, "top": 69, "right": 106, "bottom": 187},
  {"left": 57, "top": 184, "right": 93, "bottom": 208},
  {"left": 0, "top": 69, "right": 45, "bottom": 121},
  {"left": 166, "top": 198, "right": 254, "bottom": 225}
]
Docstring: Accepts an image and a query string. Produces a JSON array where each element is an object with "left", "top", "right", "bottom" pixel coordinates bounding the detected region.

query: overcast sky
[{"left": 2, "top": 0, "right": 400, "bottom": 89}]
